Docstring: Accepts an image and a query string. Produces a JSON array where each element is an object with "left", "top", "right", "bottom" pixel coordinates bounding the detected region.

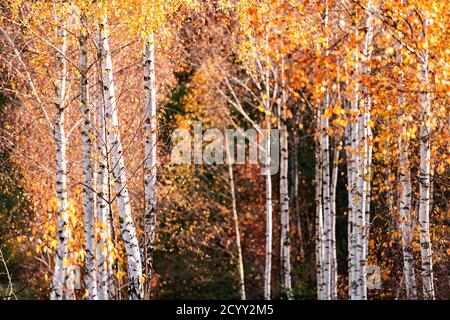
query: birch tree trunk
[
  {"left": 321, "top": 102, "right": 331, "bottom": 300},
  {"left": 143, "top": 35, "right": 157, "bottom": 300},
  {"left": 344, "top": 96, "right": 356, "bottom": 299},
  {"left": 398, "top": 121, "right": 418, "bottom": 299},
  {"left": 50, "top": 10, "right": 69, "bottom": 300},
  {"left": 346, "top": 0, "right": 374, "bottom": 300},
  {"left": 315, "top": 108, "right": 325, "bottom": 300},
  {"left": 262, "top": 43, "right": 273, "bottom": 300},
  {"left": 356, "top": 0, "right": 374, "bottom": 300},
  {"left": 417, "top": 14, "right": 435, "bottom": 300},
  {"left": 359, "top": 0, "right": 375, "bottom": 300},
  {"left": 96, "top": 27, "right": 110, "bottom": 300},
  {"left": 279, "top": 60, "right": 292, "bottom": 299},
  {"left": 225, "top": 133, "right": 246, "bottom": 300},
  {"left": 106, "top": 209, "right": 116, "bottom": 299},
  {"left": 290, "top": 129, "right": 305, "bottom": 260},
  {"left": 396, "top": 24, "right": 418, "bottom": 299},
  {"left": 320, "top": 2, "right": 333, "bottom": 300},
  {"left": 98, "top": 10, "right": 143, "bottom": 299},
  {"left": 348, "top": 24, "right": 361, "bottom": 300},
  {"left": 263, "top": 124, "right": 273, "bottom": 300},
  {"left": 79, "top": 11, "right": 98, "bottom": 300},
  {"left": 330, "top": 139, "right": 339, "bottom": 300},
  {"left": 65, "top": 249, "right": 76, "bottom": 300}
]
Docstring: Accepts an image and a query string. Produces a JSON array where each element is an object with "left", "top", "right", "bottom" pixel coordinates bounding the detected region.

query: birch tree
[
  {"left": 50, "top": 6, "right": 69, "bottom": 300},
  {"left": 395, "top": 8, "right": 417, "bottom": 298},
  {"left": 262, "top": 66, "right": 273, "bottom": 301},
  {"left": 279, "top": 58, "right": 292, "bottom": 299},
  {"left": 79, "top": 10, "right": 98, "bottom": 300},
  {"left": 345, "top": 0, "right": 374, "bottom": 300},
  {"left": 315, "top": 107, "right": 325, "bottom": 299},
  {"left": 143, "top": 34, "right": 157, "bottom": 300},
  {"left": 225, "top": 132, "right": 246, "bottom": 300},
  {"left": 96, "top": 24, "right": 110, "bottom": 300},
  {"left": 330, "top": 139, "right": 339, "bottom": 300},
  {"left": 97, "top": 5, "right": 143, "bottom": 300},
  {"left": 397, "top": 112, "right": 418, "bottom": 299},
  {"left": 417, "top": 11, "right": 435, "bottom": 300}
]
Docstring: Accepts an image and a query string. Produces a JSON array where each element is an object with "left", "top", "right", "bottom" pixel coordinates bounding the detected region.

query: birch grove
[
  {"left": 98, "top": 7, "right": 143, "bottom": 300},
  {"left": 0, "top": 0, "right": 448, "bottom": 301}
]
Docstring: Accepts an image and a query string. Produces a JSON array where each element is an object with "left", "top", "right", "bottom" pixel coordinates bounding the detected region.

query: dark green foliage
[{"left": 0, "top": 92, "right": 33, "bottom": 299}]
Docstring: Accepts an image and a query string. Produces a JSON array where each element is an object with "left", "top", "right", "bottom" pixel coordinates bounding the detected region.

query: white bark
[
  {"left": 359, "top": 0, "right": 375, "bottom": 300},
  {"left": 398, "top": 122, "right": 418, "bottom": 299},
  {"left": 315, "top": 108, "right": 325, "bottom": 300},
  {"left": 143, "top": 35, "right": 157, "bottom": 299},
  {"left": 418, "top": 15, "right": 435, "bottom": 300},
  {"left": 396, "top": 28, "right": 418, "bottom": 299},
  {"left": 96, "top": 27, "right": 110, "bottom": 300},
  {"left": 263, "top": 126, "right": 273, "bottom": 300},
  {"left": 330, "top": 139, "right": 339, "bottom": 300},
  {"left": 279, "top": 60, "right": 292, "bottom": 299},
  {"left": 106, "top": 210, "right": 116, "bottom": 299},
  {"left": 225, "top": 133, "right": 246, "bottom": 300},
  {"left": 321, "top": 102, "right": 332, "bottom": 300},
  {"left": 50, "top": 11, "right": 69, "bottom": 300},
  {"left": 319, "top": 2, "right": 337, "bottom": 299},
  {"left": 80, "top": 11, "right": 98, "bottom": 300},
  {"left": 262, "top": 44, "right": 273, "bottom": 300},
  {"left": 98, "top": 11, "right": 143, "bottom": 300},
  {"left": 346, "top": 0, "right": 374, "bottom": 300},
  {"left": 65, "top": 249, "right": 76, "bottom": 300},
  {"left": 348, "top": 24, "right": 361, "bottom": 299}
]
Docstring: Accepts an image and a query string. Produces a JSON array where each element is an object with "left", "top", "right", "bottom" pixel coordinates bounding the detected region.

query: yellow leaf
[{"left": 385, "top": 47, "right": 394, "bottom": 56}]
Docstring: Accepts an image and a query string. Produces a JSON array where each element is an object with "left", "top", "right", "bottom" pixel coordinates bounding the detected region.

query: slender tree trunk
[
  {"left": 98, "top": 10, "right": 143, "bottom": 300},
  {"left": 143, "top": 35, "right": 157, "bottom": 300},
  {"left": 345, "top": 117, "right": 357, "bottom": 299},
  {"left": 396, "top": 27, "right": 418, "bottom": 299},
  {"left": 50, "top": 10, "right": 69, "bottom": 300},
  {"left": 315, "top": 108, "right": 325, "bottom": 300},
  {"left": 262, "top": 41, "right": 273, "bottom": 300},
  {"left": 417, "top": 15, "right": 435, "bottom": 300},
  {"left": 96, "top": 26, "right": 110, "bottom": 300},
  {"left": 280, "top": 122, "right": 292, "bottom": 297},
  {"left": 106, "top": 210, "right": 116, "bottom": 299},
  {"left": 348, "top": 23, "right": 361, "bottom": 299},
  {"left": 97, "top": 11, "right": 143, "bottom": 299},
  {"left": 347, "top": 0, "right": 374, "bottom": 300},
  {"left": 225, "top": 133, "right": 246, "bottom": 300},
  {"left": 321, "top": 102, "right": 331, "bottom": 300},
  {"left": 263, "top": 125, "right": 273, "bottom": 300},
  {"left": 398, "top": 123, "right": 418, "bottom": 299},
  {"left": 279, "top": 59, "right": 292, "bottom": 299},
  {"left": 290, "top": 129, "right": 305, "bottom": 260},
  {"left": 79, "top": 11, "right": 98, "bottom": 300},
  {"left": 320, "top": 2, "right": 333, "bottom": 300},
  {"left": 356, "top": 0, "right": 375, "bottom": 300},
  {"left": 330, "top": 139, "right": 339, "bottom": 300}
]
